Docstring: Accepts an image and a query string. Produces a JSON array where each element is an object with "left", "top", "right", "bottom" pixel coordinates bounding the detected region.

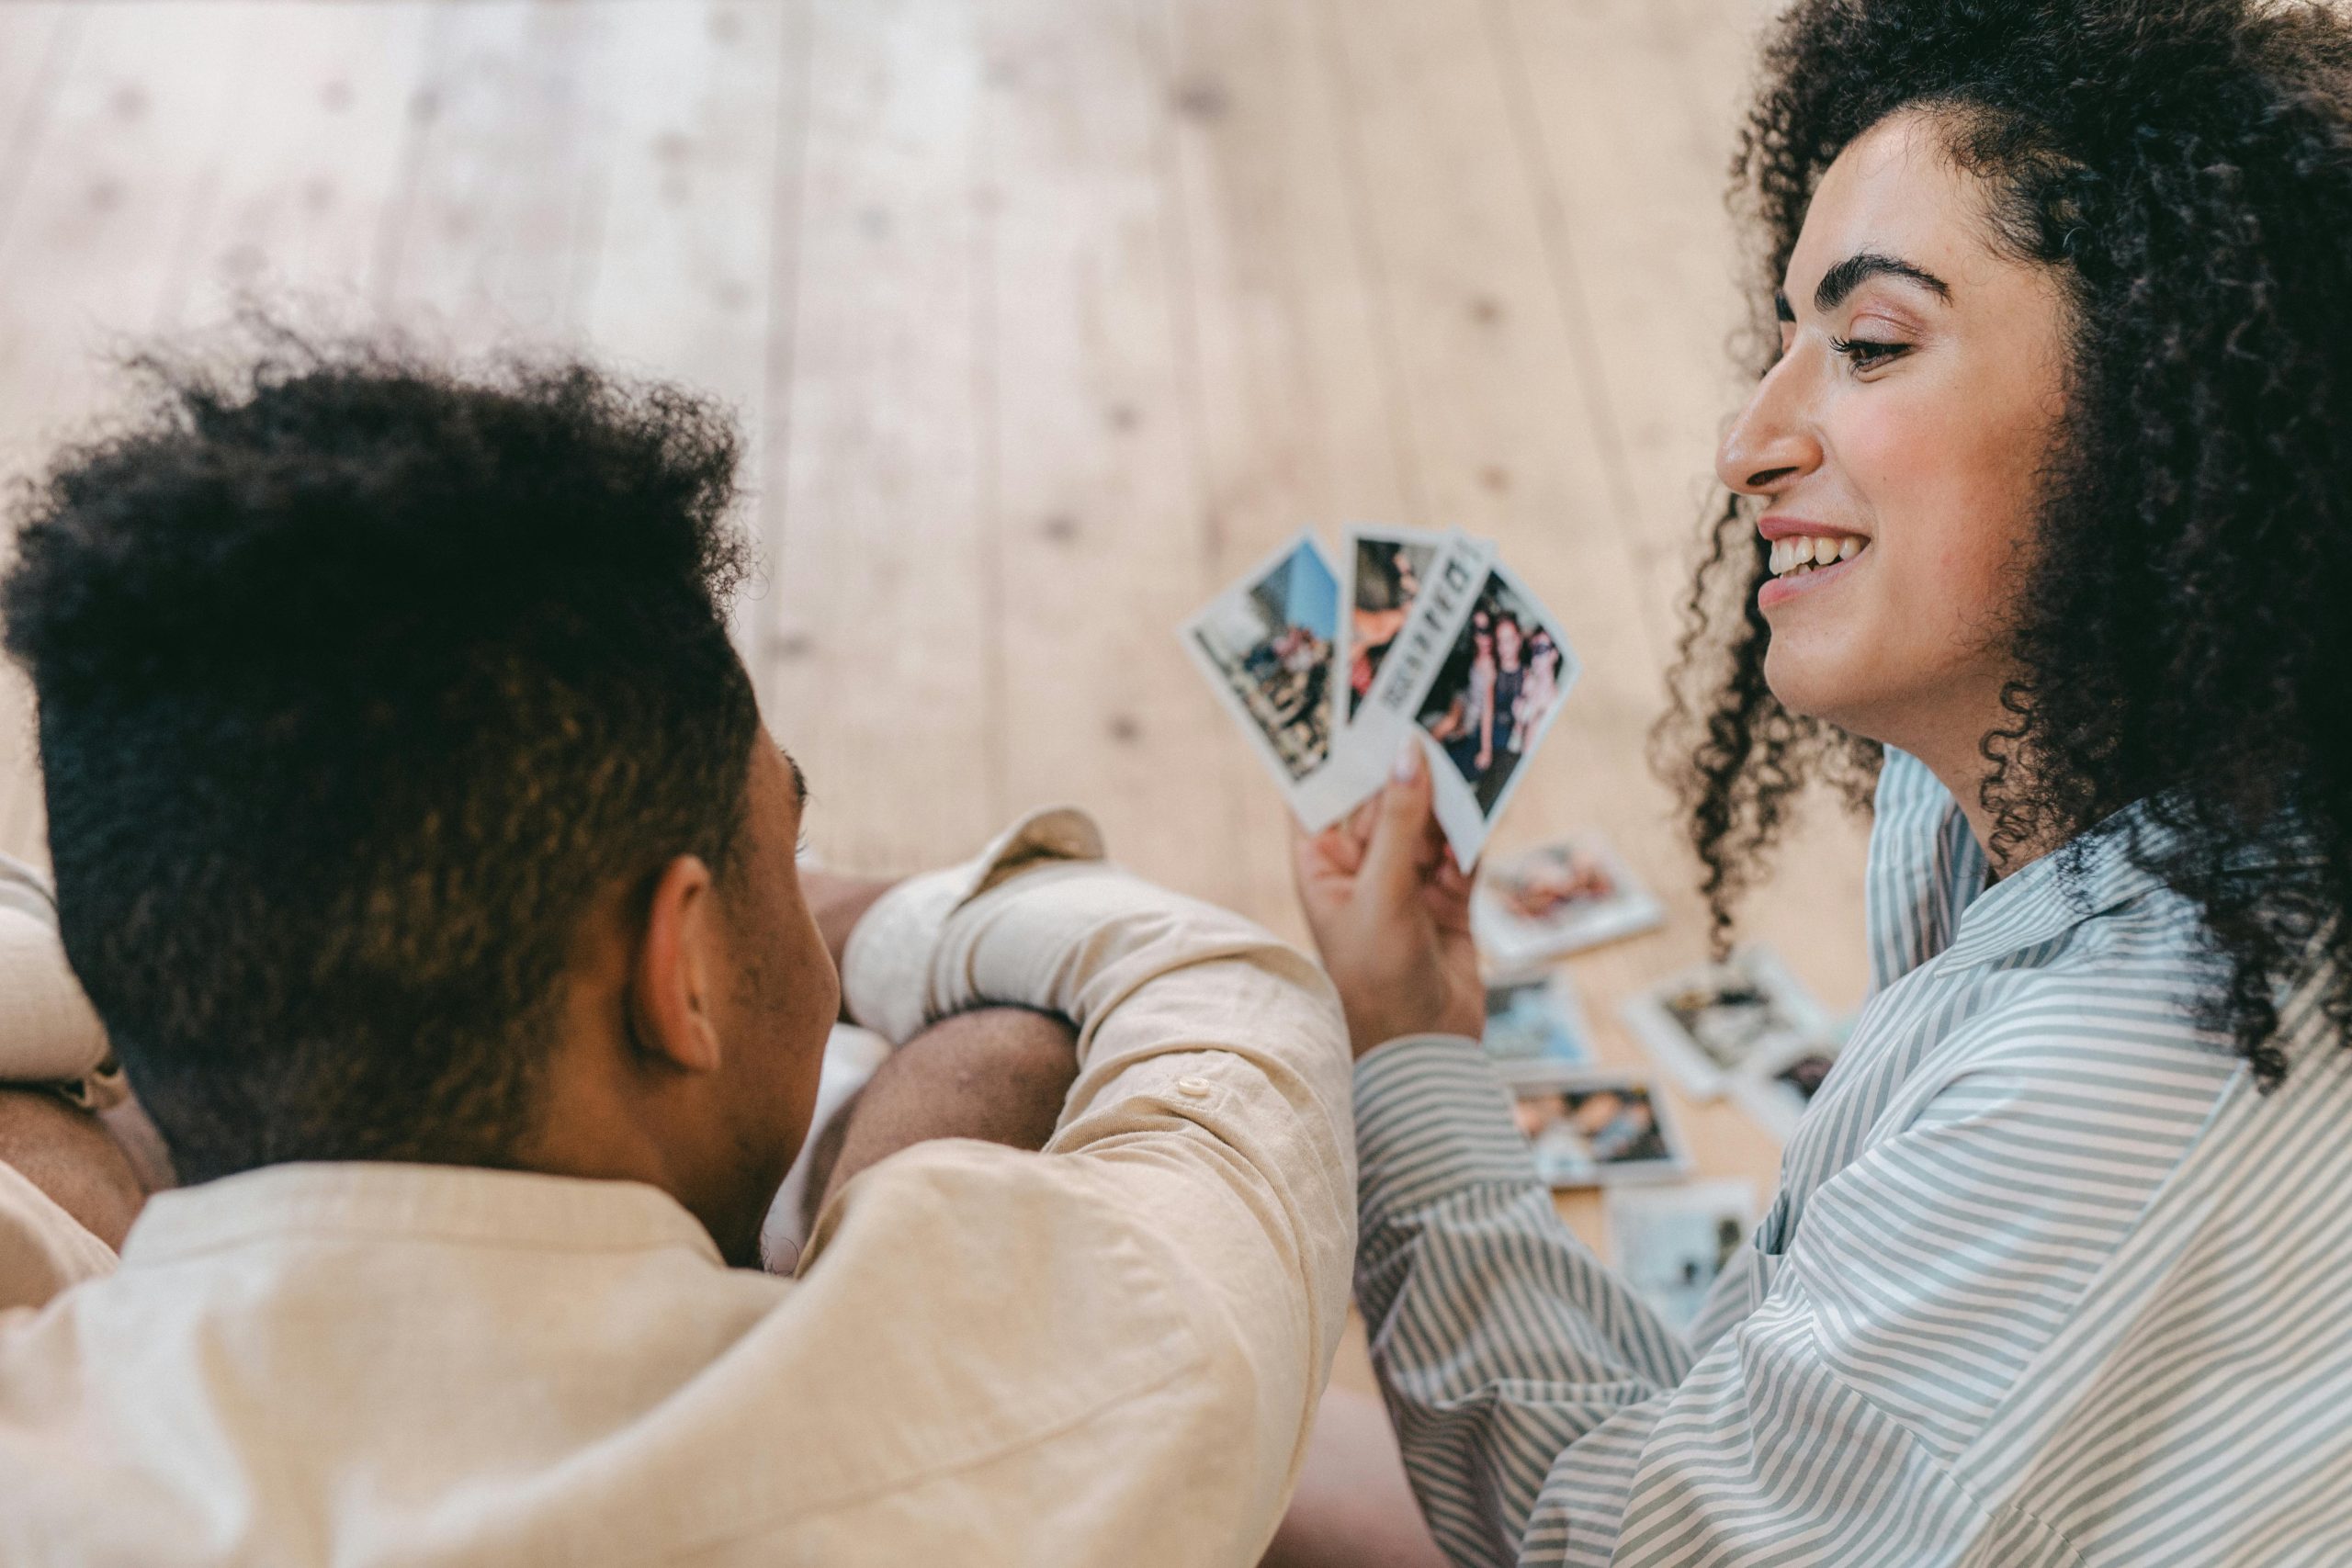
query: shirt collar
[
  {"left": 118, "top": 1160, "right": 725, "bottom": 1269},
  {"left": 1873, "top": 747, "right": 2180, "bottom": 974},
  {"left": 1936, "top": 804, "right": 2177, "bottom": 970}
]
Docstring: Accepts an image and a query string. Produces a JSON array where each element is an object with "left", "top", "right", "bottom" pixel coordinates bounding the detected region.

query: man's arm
[
  {"left": 798, "top": 1006, "right": 1078, "bottom": 1230},
  {"left": 817, "top": 807, "right": 1357, "bottom": 1559},
  {"left": 797, "top": 864, "right": 1082, "bottom": 1227}
]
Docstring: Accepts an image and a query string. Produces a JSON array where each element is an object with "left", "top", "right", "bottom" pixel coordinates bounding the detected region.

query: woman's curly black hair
[{"left": 1657, "top": 0, "right": 2352, "bottom": 1084}]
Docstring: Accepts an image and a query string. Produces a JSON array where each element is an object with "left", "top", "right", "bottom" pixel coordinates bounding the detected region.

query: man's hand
[{"left": 1291, "top": 742, "right": 1483, "bottom": 1058}]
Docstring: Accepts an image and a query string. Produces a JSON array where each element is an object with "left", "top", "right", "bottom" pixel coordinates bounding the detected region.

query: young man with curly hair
[{"left": 0, "top": 346, "right": 1355, "bottom": 1565}]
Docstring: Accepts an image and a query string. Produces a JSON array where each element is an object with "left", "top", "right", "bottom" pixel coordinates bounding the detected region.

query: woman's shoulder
[{"left": 1860, "top": 933, "right": 2238, "bottom": 1169}]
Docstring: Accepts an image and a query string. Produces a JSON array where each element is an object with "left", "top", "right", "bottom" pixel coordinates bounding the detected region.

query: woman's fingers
[
  {"left": 1358, "top": 742, "right": 1442, "bottom": 904},
  {"left": 1426, "top": 848, "right": 1476, "bottom": 932},
  {"left": 1433, "top": 845, "right": 1475, "bottom": 902}
]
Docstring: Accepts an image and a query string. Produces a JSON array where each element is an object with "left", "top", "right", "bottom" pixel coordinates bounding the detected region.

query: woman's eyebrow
[{"left": 1774, "top": 251, "right": 1954, "bottom": 321}]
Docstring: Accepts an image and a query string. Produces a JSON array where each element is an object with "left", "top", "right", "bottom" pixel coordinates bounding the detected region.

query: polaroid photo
[
  {"left": 1509, "top": 1071, "right": 1688, "bottom": 1189},
  {"left": 1472, "top": 832, "right": 1665, "bottom": 969},
  {"left": 1606, "top": 1179, "right": 1757, "bottom": 1333},
  {"left": 1620, "top": 945, "right": 1835, "bottom": 1100},
  {"left": 1402, "top": 558, "right": 1578, "bottom": 870},
  {"left": 1336, "top": 526, "right": 1450, "bottom": 722},
  {"left": 1730, "top": 1025, "right": 1848, "bottom": 1142},
  {"left": 1181, "top": 530, "right": 1363, "bottom": 827},
  {"left": 1324, "top": 530, "right": 1496, "bottom": 816},
  {"left": 1482, "top": 970, "right": 1597, "bottom": 1077}
]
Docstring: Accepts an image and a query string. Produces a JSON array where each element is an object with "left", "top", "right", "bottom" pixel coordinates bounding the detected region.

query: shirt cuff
[
  {"left": 836, "top": 806, "right": 1108, "bottom": 1045},
  {"left": 1352, "top": 1034, "right": 1543, "bottom": 1221}
]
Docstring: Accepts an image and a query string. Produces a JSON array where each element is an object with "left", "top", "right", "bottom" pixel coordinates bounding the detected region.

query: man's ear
[{"left": 628, "top": 854, "right": 726, "bottom": 1076}]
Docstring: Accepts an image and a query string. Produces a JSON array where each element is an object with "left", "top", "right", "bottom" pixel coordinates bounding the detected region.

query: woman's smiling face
[{"left": 1714, "top": 110, "right": 2075, "bottom": 772}]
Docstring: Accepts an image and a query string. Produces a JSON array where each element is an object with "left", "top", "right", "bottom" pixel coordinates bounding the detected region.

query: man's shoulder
[{"left": 0, "top": 1146, "right": 1233, "bottom": 1561}]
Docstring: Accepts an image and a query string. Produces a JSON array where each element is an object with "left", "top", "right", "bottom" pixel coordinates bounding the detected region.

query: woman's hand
[{"left": 1291, "top": 741, "right": 1484, "bottom": 1058}]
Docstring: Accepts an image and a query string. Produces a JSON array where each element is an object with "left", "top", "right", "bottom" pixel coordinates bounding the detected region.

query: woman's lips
[{"left": 1758, "top": 547, "right": 1865, "bottom": 610}]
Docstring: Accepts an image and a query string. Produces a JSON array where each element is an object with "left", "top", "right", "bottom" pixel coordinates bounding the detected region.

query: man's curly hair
[
  {"left": 1657, "top": 0, "right": 2352, "bottom": 1084},
  {"left": 2, "top": 337, "right": 760, "bottom": 1181}
]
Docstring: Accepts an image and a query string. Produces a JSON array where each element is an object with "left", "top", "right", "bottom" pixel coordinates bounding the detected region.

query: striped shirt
[{"left": 1353, "top": 748, "right": 2352, "bottom": 1566}]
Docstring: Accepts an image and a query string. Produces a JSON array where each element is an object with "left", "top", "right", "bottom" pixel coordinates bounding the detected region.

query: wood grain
[{"left": 0, "top": 0, "right": 1871, "bottom": 1297}]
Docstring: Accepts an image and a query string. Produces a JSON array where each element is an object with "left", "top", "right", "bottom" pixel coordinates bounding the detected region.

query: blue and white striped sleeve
[
  {"left": 1352, "top": 1025, "right": 2211, "bottom": 1567},
  {"left": 1351, "top": 1035, "right": 1695, "bottom": 1563}
]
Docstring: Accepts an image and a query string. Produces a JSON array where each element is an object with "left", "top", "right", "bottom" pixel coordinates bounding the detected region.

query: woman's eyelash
[{"left": 1827, "top": 335, "right": 1906, "bottom": 369}]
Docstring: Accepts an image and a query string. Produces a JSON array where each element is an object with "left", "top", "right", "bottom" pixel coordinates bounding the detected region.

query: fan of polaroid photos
[
  {"left": 1181, "top": 527, "right": 1576, "bottom": 869},
  {"left": 1182, "top": 526, "right": 1865, "bottom": 1332}
]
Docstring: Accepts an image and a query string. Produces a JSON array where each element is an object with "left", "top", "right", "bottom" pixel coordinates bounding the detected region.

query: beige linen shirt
[{"left": 0, "top": 812, "right": 1356, "bottom": 1566}]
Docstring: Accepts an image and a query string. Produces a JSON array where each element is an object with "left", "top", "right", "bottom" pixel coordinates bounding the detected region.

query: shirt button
[{"left": 1175, "top": 1076, "right": 1213, "bottom": 1100}]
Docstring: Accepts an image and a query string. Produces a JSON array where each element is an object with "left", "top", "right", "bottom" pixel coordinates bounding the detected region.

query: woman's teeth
[{"left": 1769, "top": 535, "right": 1866, "bottom": 578}]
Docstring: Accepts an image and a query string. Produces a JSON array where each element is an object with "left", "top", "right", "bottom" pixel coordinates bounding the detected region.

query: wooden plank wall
[{"left": 0, "top": 0, "right": 1875, "bottom": 1245}]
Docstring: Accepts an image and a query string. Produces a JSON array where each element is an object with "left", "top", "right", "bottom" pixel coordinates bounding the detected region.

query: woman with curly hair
[{"left": 1275, "top": 0, "right": 2352, "bottom": 1562}]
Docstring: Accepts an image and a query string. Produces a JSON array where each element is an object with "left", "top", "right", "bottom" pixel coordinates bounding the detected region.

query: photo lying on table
[
  {"left": 1402, "top": 558, "right": 1577, "bottom": 868},
  {"left": 1180, "top": 530, "right": 1356, "bottom": 824},
  {"left": 1472, "top": 831, "right": 1665, "bottom": 968},
  {"left": 1731, "top": 1021, "right": 1849, "bottom": 1141},
  {"left": 1606, "top": 1179, "right": 1757, "bottom": 1333},
  {"left": 1620, "top": 945, "right": 1833, "bottom": 1100},
  {"left": 1338, "top": 525, "right": 1448, "bottom": 720},
  {"left": 1482, "top": 970, "right": 1596, "bottom": 1076},
  {"left": 1509, "top": 1071, "right": 1687, "bottom": 1188}
]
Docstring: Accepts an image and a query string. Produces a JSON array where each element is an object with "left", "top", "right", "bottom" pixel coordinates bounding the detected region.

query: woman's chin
[{"left": 1761, "top": 646, "right": 1862, "bottom": 728}]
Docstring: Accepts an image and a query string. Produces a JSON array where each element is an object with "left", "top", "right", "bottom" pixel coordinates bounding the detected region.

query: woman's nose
[{"left": 1715, "top": 357, "right": 1822, "bottom": 498}]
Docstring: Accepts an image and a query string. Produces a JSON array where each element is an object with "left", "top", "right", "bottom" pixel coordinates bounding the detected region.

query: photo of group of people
[
  {"left": 1510, "top": 1074, "right": 1686, "bottom": 1186},
  {"left": 1415, "top": 571, "right": 1570, "bottom": 818},
  {"left": 1183, "top": 536, "right": 1340, "bottom": 784}
]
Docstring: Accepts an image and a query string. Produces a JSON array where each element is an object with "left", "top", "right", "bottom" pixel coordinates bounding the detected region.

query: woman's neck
[{"left": 1875, "top": 687, "right": 2054, "bottom": 882}]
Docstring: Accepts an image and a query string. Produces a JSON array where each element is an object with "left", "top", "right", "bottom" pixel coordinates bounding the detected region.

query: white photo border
[
  {"left": 1177, "top": 528, "right": 1353, "bottom": 825},
  {"left": 1618, "top": 944, "right": 1833, "bottom": 1101},
  {"left": 1481, "top": 966, "right": 1599, "bottom": 1081},
  {"left": 1472, "top": 830, "right": 1665, "bottom": 970},
  {"left": 1412, "top": 557, "right": 1580, "bottom": 870}
]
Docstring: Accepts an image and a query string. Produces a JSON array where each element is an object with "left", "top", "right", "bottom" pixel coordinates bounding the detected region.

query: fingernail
[{"left": 1393, "top": 739, "right": 1420, "bottom": 783}]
